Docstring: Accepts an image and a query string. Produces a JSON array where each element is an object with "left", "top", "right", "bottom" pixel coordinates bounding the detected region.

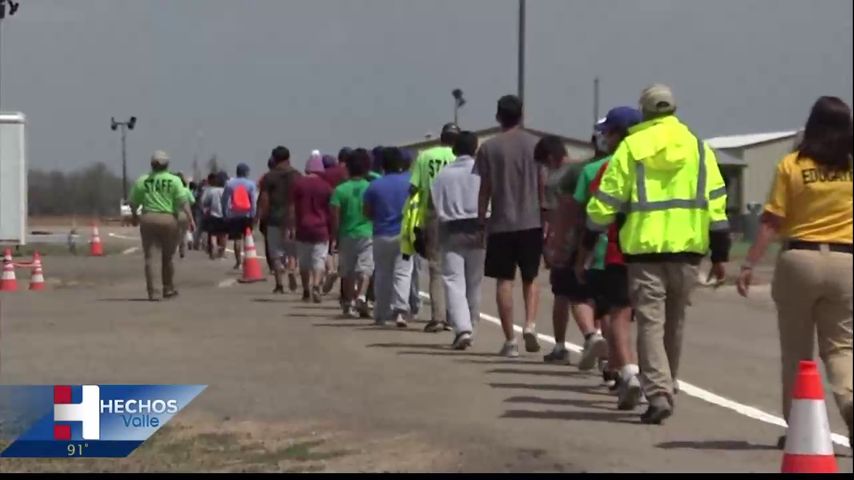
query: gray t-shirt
[
  {"left": 431, "top": 156, "right": 481, "bottom": 223},
  {"left": 472, "top": 128, "right": 542, "bottom": 234}
]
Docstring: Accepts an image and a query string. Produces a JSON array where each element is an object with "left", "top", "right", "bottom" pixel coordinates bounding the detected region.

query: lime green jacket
[{"left": 400, "top": 191, "right": 423, "bottom": 257}]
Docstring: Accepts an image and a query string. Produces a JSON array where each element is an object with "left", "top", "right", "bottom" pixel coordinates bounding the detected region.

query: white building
[{"left": 706, "top": 130, "right": 800, "bottom": 220}]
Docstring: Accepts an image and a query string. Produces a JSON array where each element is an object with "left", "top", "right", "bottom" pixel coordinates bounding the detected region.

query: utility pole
[
  {"left": 110, "top": 117, "right": 137, "bottom": 201},
  {"left": 452, "top": 89, "right": 466, "bottom": 125},
  {"left": 517, "top": 0, "right": 526, "bottom": 125},
  {"left": 594, "top": 76, "right": 601, "bottom": 124}
]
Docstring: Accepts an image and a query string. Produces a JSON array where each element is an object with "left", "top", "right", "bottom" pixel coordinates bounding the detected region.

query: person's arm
[
  {"left": 538, "top": 165, "right": 547, "bottom": 229},
  {"left": 738, "top": 158, "right": 789, "bottom": 296},
  {"left": 363, "top": 187, "right": 375, "bottom": 221},
  {"left": 586, "top": 145, "right": 630, "bottom": 232},
  {"left": 473, "top": 146, "right": 490, "bottom": 227},
  {"left": 221, "top": 183, "right": 232, "bottom": 218},
  {"left": 249, "top": 183, "right": 258, "bottom": 221},
  {"left": 128, "top": 179, "right": 143, "bottom": 226},
  {"left": 330, "top": 206, "right": 341, "bottom": 251}
]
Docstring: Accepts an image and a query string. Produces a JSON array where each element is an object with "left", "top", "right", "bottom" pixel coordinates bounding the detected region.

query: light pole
[
  {"left": 517, "top": 0, "right": 526, "bottom": 125},
  {"left": 452, "top": 88, "right": 466, "bottom": 125},
  {"left": 111, "top": 116, "right": 137, "bottom": 201},
  {"left": 0, "top": 0, "right": 21, "bottom": 111}
]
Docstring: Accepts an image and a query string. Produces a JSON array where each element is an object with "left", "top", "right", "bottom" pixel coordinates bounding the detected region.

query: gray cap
[
  {"left": 639, "top": 84, "right": 677, "bottom": 114},
  {"left": 151, "top": 150, "right": 170, "bottom": 164}
]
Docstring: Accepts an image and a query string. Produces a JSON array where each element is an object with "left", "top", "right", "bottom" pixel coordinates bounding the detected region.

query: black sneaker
[
  {"left": 311, "top": 287, "right": 322, "bottom": 304},
  {"left": 640, "top": 397, "right": 673, "bottom": 425},
  {"left": 273, "top": 285, "right": 285, "bottom": 294},
  {"left": 302, "top": 290, "right": 311, "bottom": 302},
  {"left": 163, "top": 290, "right": 179, "bottom": 300},
  {"left": 776, "top": 435, "right": 786, "bottom": 450},
  {"left": 424, "top": 320, "right": 444, "bottom": 333}
]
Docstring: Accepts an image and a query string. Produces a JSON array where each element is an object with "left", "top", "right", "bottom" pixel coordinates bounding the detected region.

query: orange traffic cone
[
  {"left": 781, "top": 360, "right": 838, "bottom": 473},
  {"left": 90, "top": 223, "right": 104, "bottom": 257},
  {"left": 29, "top": 251, "right": 46, "bottom": 291},
  {"left": 1, "top": 248, "right": 18, "bottom": 292},
  {"left": 238, "top": 227, "right": 265, "bottom": 284}
]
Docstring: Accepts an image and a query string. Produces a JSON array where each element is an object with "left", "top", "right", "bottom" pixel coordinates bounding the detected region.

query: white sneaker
[
  {"left": 498, "top": 341, "right": 520, "bottom": 358},
  {"left": 578, "top": 333, "right": 608, "bottom": 371},
  {"left": 522, "top": 326, "right": 541, "bottom": 353},
  {"left": 452, "top": 332, "right": 473, "bottom": 350},
  {"left": 394, "top": 312, "right": 408, "bottom": 329},
  {"left": 617, "top": 374, "right": 643, "bottom": 411}
]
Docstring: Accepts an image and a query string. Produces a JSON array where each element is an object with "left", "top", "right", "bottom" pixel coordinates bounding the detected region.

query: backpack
[{"left": 231, "top": 183, "right": 252, "bottom": 213}]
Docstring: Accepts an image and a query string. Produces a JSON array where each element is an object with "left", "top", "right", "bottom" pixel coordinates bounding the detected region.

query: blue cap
[
  {"left": 236, "top": 163, "right": 250, "bottom": 177},
  {"left": 595, "top": 106, "right": 642, "bottom": 133}
]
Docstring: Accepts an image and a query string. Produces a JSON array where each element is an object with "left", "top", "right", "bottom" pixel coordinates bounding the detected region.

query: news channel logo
[{"left": 0, "top": 385, "right": 206, "bottom": 458}]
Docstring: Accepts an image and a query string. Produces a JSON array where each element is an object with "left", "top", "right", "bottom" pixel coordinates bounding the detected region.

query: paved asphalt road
[{"left": 0, "top": 228, "right": 851, "bottom": 472}]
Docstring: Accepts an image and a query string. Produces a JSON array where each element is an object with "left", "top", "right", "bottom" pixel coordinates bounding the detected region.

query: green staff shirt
[
  {"left": 410, "top": 145, "right": 456, "bottom": 219},
  {"left": 129, "top": 171, "right": 189, "bottom": 215}
]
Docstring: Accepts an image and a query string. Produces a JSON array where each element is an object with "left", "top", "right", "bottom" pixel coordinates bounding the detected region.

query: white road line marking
[
  {"left": 107, "top": 232, "right": 137, "bottom": 240},
  {"left": 417, "top": 292, "right": 850, "bottom": 448},
  {"left": 218, "top": 279, "right": 238, "bottom": 288},
  {"left": 121, "top": 247, "right": 139, "bottom": 255}
]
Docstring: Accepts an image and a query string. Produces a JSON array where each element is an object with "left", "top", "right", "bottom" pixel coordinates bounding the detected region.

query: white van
[{"left": 0, "top": 112, "right": 27, "bottom": 245}]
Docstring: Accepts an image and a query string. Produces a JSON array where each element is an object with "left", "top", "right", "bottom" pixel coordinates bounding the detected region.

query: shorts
[
  {"left": 204, "top": 217, "right": 226, "bottom": 235},
  {"left": 297, "top": 241, "right": 329, "bottom": 272},
  {"left": 266, "top": 226, "right": 296, "bottom": 260},
  {"left": 600, "top": 264, "right": 631, "bottom": 312},
  {"left": 550, "top": 265, "right": 601, "bottom": 303},
  {"left": 338, "top": 236, "right": 374, "bottom": 277},
  {"left": 484, "top": 228, "right": 543, "bottom": 282},
  {"left": 226, "top": 217, "right": 253, "bottom": 240}
]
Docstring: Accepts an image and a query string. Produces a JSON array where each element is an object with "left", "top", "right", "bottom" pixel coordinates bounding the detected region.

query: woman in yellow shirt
[{"left": 737, "top": 96, "right": 853, "bottom": 448}]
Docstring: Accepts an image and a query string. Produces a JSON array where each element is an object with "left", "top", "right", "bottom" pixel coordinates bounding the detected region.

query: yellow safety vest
[
  {"left": 586, "top": 115, "right": 729, "bottom": 256},
  {"left": 400, "top": 192, "right": 422, "bottom": 257}
]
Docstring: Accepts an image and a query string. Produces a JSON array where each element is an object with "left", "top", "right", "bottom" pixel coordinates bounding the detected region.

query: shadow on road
[
  {"left": 489, "top": 382, "right": 611, "bottom": 396},
  {"left": 397, "top": 350, "right": 501, "bottom": 358},
  {"left": 486, "top": 368, "right": 585, "bottom": 377},
  {"left": 503, "top": 396, "right": 615, "bottom": 411},
  {"left": 501, "top": 409, "right": 636, "bottom": 423},
  {"left": 97, "top": 298, "right": 153, "bottom": 302},
  {"left": 656, "top": 440, "right": 779, "bottom": 451}
]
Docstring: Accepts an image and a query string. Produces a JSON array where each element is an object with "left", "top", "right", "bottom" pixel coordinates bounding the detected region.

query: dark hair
[
  {"left": 497, "top": 95, "right": 523, "bottom": 128},
  {"left": 207, "top": 172, "right": 217, "bottom": 184},
  {"left": 271, "top": 146, "right": 290, "bottom": 165},
  {"left": 381, "top": 147, "right": 405, "bottom": 173},
  {"left": 338, "top": 147, "right": 352, "bottom": 163},
  {"left": 346, "top": 148, "right": 371, "bottom": 177},
  {"left": 534, "top": 135, "right": 567, "bottom": 164},
  {"left": 453, "top": 131, "right": 478, "bottom": 157},
  {"left": 401, "top": 149, "right": 415, "bottom": 170},
  {"left": 216, "top": 171, "right": 229, "bottom": 187},
  {"left": 797, "top": 96, "right": 853, "bottom": 172}
]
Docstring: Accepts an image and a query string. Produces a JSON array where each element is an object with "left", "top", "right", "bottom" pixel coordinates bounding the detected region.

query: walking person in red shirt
[{"left": 292, "top": 152, "right": 334, "bottom": 302}]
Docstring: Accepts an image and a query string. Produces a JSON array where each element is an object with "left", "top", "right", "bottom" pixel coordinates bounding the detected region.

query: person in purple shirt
[{"left": 363, "top": 147, "right": 414, "bottom": 328}]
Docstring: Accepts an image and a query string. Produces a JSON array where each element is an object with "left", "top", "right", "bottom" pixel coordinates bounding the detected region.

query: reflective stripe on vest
[{"left": 592, "top": 137, "right": 729, "bottom": 231}]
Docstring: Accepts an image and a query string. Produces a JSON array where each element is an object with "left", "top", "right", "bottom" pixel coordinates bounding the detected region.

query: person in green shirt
[
  {"left": 536, "top": 135, "right": 606, "bottom": 367},
  {"left": 129, "top": 150, "right": 194, "bottom": 301},
  {"left": 330, "top": 148, "right": 375, "bottom": 318},
  {"left": 408, "top": 122, "right": 460, "bottom": 332}
]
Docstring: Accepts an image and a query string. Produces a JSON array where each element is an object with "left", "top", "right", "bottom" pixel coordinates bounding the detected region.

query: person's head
[
  {"left": 150, "top": 150, "right": 170, "bottom": 172},
  {"left": 798, "top": 96, "right": 853, "bottom": 171},
  {"left": 322, "top": 154, "right": 337, "bottom": 169},
  {"left": 370, "top": 146, "right": 384, "bottom": 173},
  {"left": 496, "top": 95, "right": 523, "bottom": 129},
  {"left": 236, "top": 163, "right": 250, "bottom": 178},
  {"left": 591, "top": 132, "right": 608, "bottom": 158},
  {"left": 534, "top": 135, "right": 568, "bottom": 168},
  {"left": 639, "top": 83, "right": 677, "bottom": 120},
  {"left": 440, "top": 123, "right": 461, "bottom": 146},
  {"left": 346, "top": 148, "right": 371, "bottom": 178},
  {"left": 381, "top": 147, "right": 405, "bottom": 174},
  {"left": 189, "top": 181, "right": 198, "bottom": 191},
  {"left": 400, "top": 149, "right": 417, "bottom": 171},
  {"left": 270, "top": 146, "right": 290, "bottom": 169},
  {"left": 595, "top": 106, "right": 643, "bottom": 153},
  {"left": 207, "top": 172, "right": 217, "bottom": 185},
  {"left": 305, "top": 151, "right": 326, "bottom": 174},
  {"left": 453, "top": 131, "right": 478, "bottom": 158},
  {"left": 216, "top": 171, "right": 229, "bottom": 187},
  {"left": 338, "top": 147, "right": 353, "bottom": 164}
]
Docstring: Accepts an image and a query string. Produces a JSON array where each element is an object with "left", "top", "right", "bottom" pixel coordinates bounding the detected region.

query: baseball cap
[
  {"left": 441, "top": 122, "right": 461, "bottom": 136},
  {"left": 639, "top": 83, "right": 677, "bottom": 114},
  {"left": 151, "top": 150, "right": 170, "bottom": 164},
  {"left": 595, "top": 107, "right": 643, "bottom": 133}
]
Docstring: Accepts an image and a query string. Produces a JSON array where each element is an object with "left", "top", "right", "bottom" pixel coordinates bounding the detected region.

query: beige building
[
  {"left": 398, "top": 126, "right": 594, "bottom": 162},
  {"left": 706, "top": 130, "right": 800, "bottom": 219}
]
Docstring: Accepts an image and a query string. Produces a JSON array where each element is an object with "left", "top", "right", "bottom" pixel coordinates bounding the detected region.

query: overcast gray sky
[{"left": 2, "top": 0, "right": 852, "bottom": 177}]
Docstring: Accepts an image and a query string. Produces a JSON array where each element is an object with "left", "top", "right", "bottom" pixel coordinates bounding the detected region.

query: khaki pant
[
  {"left": 425, "top": 212, "right": 447, "bottom": 324},
  {"left": 629, "top": 262, "right": 699, "bottom": 403},
  {"left": 140, "top": 213, "right": 179, "bottom": 296},
  {"left": 772, "top": 248, "right": 853, "bottom": 423}
]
